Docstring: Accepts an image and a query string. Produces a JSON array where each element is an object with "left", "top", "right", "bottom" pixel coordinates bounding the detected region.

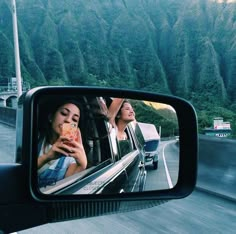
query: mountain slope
[{"left": 0, "top": 0, "right": 235, "bottom": 113}]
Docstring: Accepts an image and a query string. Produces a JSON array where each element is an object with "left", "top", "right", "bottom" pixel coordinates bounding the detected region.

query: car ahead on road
[
  {"left": 0, "top": 86, "right": 198, "bottom": 233},
  {"left": 136, "top": 122, "right": 160, "bottom": 170}
]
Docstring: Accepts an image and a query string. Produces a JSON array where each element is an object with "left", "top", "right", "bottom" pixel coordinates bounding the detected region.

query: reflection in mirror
[{"left": 36, "top": 95, "right": 179, "bottom": 195}]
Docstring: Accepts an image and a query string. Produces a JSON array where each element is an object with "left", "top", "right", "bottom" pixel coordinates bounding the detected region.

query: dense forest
[{"left": 0, "top": 0, "right": 235, "bottom": 136}]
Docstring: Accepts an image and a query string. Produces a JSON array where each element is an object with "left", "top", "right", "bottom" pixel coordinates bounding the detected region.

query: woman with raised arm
[{"left": 108, "top": 98, "right": 136, "bottom": 140}]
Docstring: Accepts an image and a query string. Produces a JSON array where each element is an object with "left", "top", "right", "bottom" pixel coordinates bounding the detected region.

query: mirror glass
[{"left": 36, "top": 94, "right": 179, "bottom": 195}]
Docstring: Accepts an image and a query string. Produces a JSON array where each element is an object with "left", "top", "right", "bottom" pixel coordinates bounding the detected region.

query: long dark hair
[
  {"left": 115, "top": 99, "right": 130, "bottom": 124},
  {"left": 38, "top": 97, "right": 84, "bottom": 148}
]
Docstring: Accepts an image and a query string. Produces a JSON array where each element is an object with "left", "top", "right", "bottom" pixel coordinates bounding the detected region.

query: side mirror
[
  {"left": 24, "top": 86, "right": 197, "bottom": 198},
  {"left": 1, "top": 86, "right": 198, "bottom": 232}
]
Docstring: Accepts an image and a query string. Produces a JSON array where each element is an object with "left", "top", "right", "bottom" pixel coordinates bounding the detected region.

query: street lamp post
[{"left": 11, "top": 0, "right": 22, "bottom": 97}]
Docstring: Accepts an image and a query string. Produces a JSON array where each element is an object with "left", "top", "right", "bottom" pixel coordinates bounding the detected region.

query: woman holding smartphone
[{"left": 37, "top": 99, "right": 87, "bottom": 187}]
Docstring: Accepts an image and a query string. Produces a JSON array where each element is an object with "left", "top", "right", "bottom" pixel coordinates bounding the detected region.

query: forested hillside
[{"left": 0, "top": 0, "right": 235, "bottom": 134}]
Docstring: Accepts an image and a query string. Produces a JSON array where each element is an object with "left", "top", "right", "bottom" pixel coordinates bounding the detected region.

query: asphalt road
[
  {"left": 145, "top": 140, "right": 179, "bottom": 191},
  {"left": 0, "top": 123, "right": 16, "bottom": 163},
  {"left": 18, "top": 189, "right": 236, "bottom": 233}
]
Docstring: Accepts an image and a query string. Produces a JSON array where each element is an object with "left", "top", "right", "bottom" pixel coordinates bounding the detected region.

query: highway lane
[
  {"left": 145, "top": 140, "right": 179, "bottom": 191},
  {"left": 18, "top": 189, "right": 236, "bottom": 233},
  {"left": 0, "top": 123, "right": 16, "bottom": 163}
]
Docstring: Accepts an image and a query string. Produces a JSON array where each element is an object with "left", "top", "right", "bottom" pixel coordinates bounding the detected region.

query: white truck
[{"left": 137, "top": 122, "right": 160, "bottom": 170}]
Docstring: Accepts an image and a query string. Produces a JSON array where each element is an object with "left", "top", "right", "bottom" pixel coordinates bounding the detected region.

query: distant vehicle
[{"left": 136, "top": 122, "right": 160, "bottom": 170}]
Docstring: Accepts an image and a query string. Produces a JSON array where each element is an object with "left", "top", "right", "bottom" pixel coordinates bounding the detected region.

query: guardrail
[
  {"left": 0, "top": 107, "right": 16, "bottom": 127},
  {"left": 197, "top": 134, "right": 236, "bottom": 201}
]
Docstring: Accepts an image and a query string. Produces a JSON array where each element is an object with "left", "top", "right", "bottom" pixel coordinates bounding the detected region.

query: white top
[{"left": 38, "top": 138, "right": 76, "bottom": 174}]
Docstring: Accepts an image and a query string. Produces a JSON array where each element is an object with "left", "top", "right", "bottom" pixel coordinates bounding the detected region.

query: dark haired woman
[
  {"left": 38, "top": 100, "right": 87, "bottom": 187},
  {"left": 108, "top": 98, "right": 136, "bottom": 141}
]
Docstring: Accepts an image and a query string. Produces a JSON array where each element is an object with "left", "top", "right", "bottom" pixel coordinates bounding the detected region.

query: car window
[{"left": 117, "top": 127, "right": 135, "bottom": 158}]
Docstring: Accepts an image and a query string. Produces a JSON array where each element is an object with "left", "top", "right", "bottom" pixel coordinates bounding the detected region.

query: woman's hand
[
  {"left": 64, "top": 128, "right": 87, "bottom": 177},
  {"left": 38, "top": 137, "right": 73, "bottom": 169},
  {"left": 38, "top": 128, "right": 87, "bottom": 176}
]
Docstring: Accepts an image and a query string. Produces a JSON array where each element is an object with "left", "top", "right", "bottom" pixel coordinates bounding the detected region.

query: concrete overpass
[
  {"left": 0, "top": 91, "right": 18, "bottom": 108},
  {"left": 0, "top": 82, "right": 30, "bottom": 107}
]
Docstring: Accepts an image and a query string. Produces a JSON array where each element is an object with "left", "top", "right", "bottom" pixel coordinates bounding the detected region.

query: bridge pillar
[
  {"left": 0, "top": 98, "right": 6, "bottom": 107},
  {"left": 6, "top": 96, "right": 17, "bottom": 108},
  {"left": 12, "top": 97, "right": 17, "bottom": 108}
]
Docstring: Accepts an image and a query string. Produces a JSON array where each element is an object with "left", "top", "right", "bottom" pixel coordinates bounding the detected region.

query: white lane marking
[
  {"left": 162, "top": 142, "right": 173, "bottom": 188},
  {"left": 132, "top": 169, "right": 140, "bottom": 192}
]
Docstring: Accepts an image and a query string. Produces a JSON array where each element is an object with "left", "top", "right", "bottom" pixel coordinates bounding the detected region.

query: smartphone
[{"left": 62, "top": 123, "right": 78, "bottom": 144}]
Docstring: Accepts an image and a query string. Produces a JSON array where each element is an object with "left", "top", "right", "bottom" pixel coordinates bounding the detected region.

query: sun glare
[{"left": 211, "top": 0, "right": 236, "bottom": 3}]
